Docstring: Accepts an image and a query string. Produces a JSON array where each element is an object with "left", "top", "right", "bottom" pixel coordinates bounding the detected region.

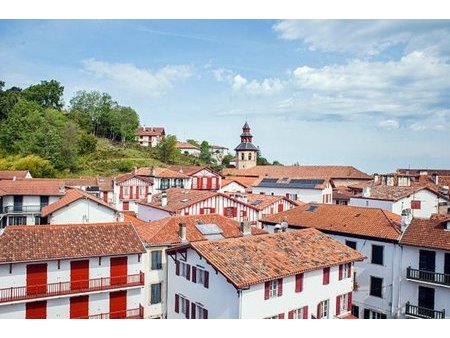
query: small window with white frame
[
  {"left": 195, "top": 304, "right": 206, "bottom": 319},
  {"left": 293, "top": 308, "right": 304, "bottom": 319},
  {"left": 180, "top": 262, "right": 188, "bottom": 278},
  {"left": 340, "top": 293, "right": 348, "bottom": 314},
  {"left": 179, "top": 295, "right": 187, "bottom": 316},
  {"left": 196, "top": 268, "right": 206, "bottom": 284},
  {"left": 319, "top": 299, "right": 329, "bottom": 319},
  {"left": 343, "top": 262, "right": 351, "bottom": 278},
  {"left": 269, "top": 280, "right": 278, "bottom": 298}
]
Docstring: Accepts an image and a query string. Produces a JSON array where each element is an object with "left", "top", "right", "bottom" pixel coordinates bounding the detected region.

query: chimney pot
[
  {"left": 179, "top": 223, "right": 187, "bottom": 242},
  {"left": 161, "top": 192, "right": 168, "bottom": 207},
  {"left": 146, "top": 192, "right": 153, "bottom": 204},
  {"left": 240, "top": 219, "right": 251, "bottom": 236}
]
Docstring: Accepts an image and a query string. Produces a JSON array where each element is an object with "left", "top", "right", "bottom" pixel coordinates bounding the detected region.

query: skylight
[{"left": 306, "top": 205, "right": 318, "bottom": 212}]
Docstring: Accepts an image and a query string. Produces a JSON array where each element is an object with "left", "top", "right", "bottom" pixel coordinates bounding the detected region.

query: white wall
[
  {"left": 137, "top": 203, "right": 172, "bottom": 222},
  {"left": 219, "top": 182, "right": 246, "bottom": 193},
  {"left": 252, "top": 187, "right": 326, "bottom": 204},
  {"left": 349, "top": 197, "right": 393, "bottom": 212},
  {"left": 49, "top": 199, "right": 117, "bottom": 224}
]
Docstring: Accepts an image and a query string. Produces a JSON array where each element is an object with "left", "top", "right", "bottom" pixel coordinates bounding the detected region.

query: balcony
[
  {"left": 0, "top": 272, "right": 144, "bottom": 304},
  {"left": 73, "top": 305, "right": 144, "bottom": 319},
  {"left": 405, "top": 302, "right": 445, "bottom": 319},
  {"left": 2, "top": 205, "right": 42, "bottom": 214},
  {"left": 406, "top": 267, "right": 450, "bottom": 287}
]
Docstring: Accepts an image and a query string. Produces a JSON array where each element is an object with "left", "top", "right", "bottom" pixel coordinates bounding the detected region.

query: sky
[{"left": 1, "top": 19, "right": 450, "bottom": 174}]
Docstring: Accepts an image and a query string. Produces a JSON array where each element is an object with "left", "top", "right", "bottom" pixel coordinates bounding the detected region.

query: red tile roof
[
  {"left": 175, "top": 142, "right": 200, "bottom": 150},
  {"left": 41, "top": 188, "right": 116, "bottom": 217},
  {"left": 124, "top": 213, "right": 146, "bottom": 227},
  {"left": 178, "top": 228, "right": 364, "bottom": 288},
  {"left": 136, "top": 214, "right": 267, "bottom": 245},
  {"left": 167, "top": 165, "right": 222, "bottom": 177},
  {"left": 0, "top": 170, "right": 30, "bottom": 180},
  {"left": 222, "top": 179, "right": 249, "bottom": 189},
  {"left": 261, "top": 203, "right": 401, "bottom": 241},
  {"left": 115, "top": 172, "right": 152, "bottom": 184},
  {"left": 135, "top": 167, "right": 189, "bottom": 179},
  {"left": 352, "top": 185, "right": 443, "bottom": 202},
  {"left": 222, "top": 165, "right": 372, "bottom": 180},
  {"left": 400, "top": 214, "right": 450, "bottom": 250},
  {"left": 226, "top": 193, "right": 299, "bottom": 211},
  {"left": 0, "top": 179, "right": 66, "bottom": 196},
  {"left": 137, "top": 127, "right": 165, "bottom": 137},
  {"left": 0, "top": 222, "right": 145, "bottom": 264}
]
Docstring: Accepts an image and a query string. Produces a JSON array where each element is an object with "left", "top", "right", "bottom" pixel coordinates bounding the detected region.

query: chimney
[
  {"left": 240, "top": 219, "right": 251, "bottom": 236},
  {"left": 146, "top": 192, "right": 153, "bottom": 204},
  {"left": 432, "top": 174, "right": 439, "bottom": 185},
  {"left": 179, "top": 223, "right": 187, "bottom": 242},
  {"left": 401, "top": 209, "right": 412, "bottom": 232},
  {"left": 363, "top": 187, "right": 371, "bottom": 198},
  {"left": 134, "top": 167, "right": 138, "bottom": 175},
  {"left": 161, "top": 192, "right": 168, "bottom": 207},
  {"left": 274, "top": 224, "right": 281, "bottom": 233},
  {"left": 150, "top": 166, "right": 155, "bottom": 177},
  {"left": 280, "top": 217, "right": 288, "bottom": 232},
  {"left": 12, "top": 176, "right": 16, "bottom": 181},
  {"left": 373, "top": 174, "right": 379, "bottom": 184},
  {"left": 117, "top": 212, "right": 125, "bottom": 222}
]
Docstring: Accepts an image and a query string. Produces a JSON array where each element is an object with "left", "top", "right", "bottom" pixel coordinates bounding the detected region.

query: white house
[
  {"left": 398, "top": 215, "right": 450, "bottom": 319},
  {"left": 0, "top": 222, "right": 145, "bottom": 319},
  {"left": 349, "top": 185, "right": 449, "bottom": 218},
  {"left": 135, "top": 167, "right": 192, "bottom": 194},
  {"left": 168, "top": 166, "right": 223, "bottom": 191},
  {"left": 41, "top": 188, "right": 119, "bottom": 224},
  {"left": 260, "top": 203, "right": 403, "bottom": 319},
  {"left": 175, "top": 142, "right": 201, "bottom": 157},
  {"left": 114, "top": 172, "right": 153, "bottom": 212},
  {"left": 219, "top": 179, "right": 248, "bottom": 194},
  {"left": 0, "top": 179, "right": 65, "bottom": 228},
  {"left": 166, "top": 228, "right": 364, "bottom": 319},
  {"left": 136, "top": 188, "right": 261, "bottom": 225},
  {"left": 130, "top": 214, "right": 266, "bottom": 319},
  {"left": 209, "top": 145, "right": 229, "bottom": 165},
  {"left": 136, "top": 127, "right": 165, "bottom": 147}
]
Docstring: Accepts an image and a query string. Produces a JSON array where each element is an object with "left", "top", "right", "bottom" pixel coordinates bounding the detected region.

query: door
[
  {"left": 103, "top": 192, "right": 108, "bottom": 203},
  {"left": 419, "top": 250, "right": 436, "bottom": 271},
  {"left": 109, "top": 290, "right": 127, "bottom": 319},
  {"left": 445, "top": 253, "right": 450, "bottom": 285},
  {"left": 110, "top": 256, "right": 128, "bottom": 286},
  {"left": 13, "top": 195, "right": 23, "bottom": 212},
  {"left": 27, "top": 264, "right": 47, "bottom": 296},
  {"left": 70, "top": 295, "right": 89, "bottom": 319},
  {"left": 71, "top": 260, "right": 90, "bottom": 290},
  {"left": 26, "top": 301, "right": 47, "bottom": 319},
  {"left": 418, "top": 286, "right": 435, "bottom": 317}
]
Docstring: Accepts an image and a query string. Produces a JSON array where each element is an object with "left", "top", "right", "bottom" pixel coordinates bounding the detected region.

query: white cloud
[
  {"left": 232, "top": 74, "right": 248, "bottom": 90},
  {"left": 379, "top": 119, "right": 399, "bottom": 129},
  {"left": 273, "top": 20, "right": 450, "bottom": 57},
  {"left": 82, "top": 59, "right": 193, "bottom": 97}
]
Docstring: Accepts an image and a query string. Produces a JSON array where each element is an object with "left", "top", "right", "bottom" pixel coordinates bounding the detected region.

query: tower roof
[
  {"left": 243, "top": 121, "right": 250, "bottom": 129},
  {"left": 234, "top": 143, "right": 259, "bottom": 151}
]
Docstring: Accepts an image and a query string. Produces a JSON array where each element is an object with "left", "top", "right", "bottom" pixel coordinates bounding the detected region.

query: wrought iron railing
[
  {"left": 2, "top": 205, "right": 42, "bottom": 214},
  {"left": 405, "top": 302, "right": 445, "bottom": 319},
  {"left": 74, "top": 305, "right": 144, "bottom": 319},
  {"left": 406, "top": 267, "right": 450, "bottom": 287}
]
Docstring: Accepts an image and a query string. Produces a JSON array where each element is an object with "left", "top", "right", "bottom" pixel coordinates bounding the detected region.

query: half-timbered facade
[
  {"left": 168, "top": 166, "right": 223, "bottom": 191},
  {"left": 114, "top": 173, "right": 153, "bottom": 212}
]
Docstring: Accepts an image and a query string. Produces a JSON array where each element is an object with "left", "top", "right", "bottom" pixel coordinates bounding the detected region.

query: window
[
  {"left": 192, "top": 303, "right": 208, "bottom": 319},
  {"left": 292, "top": 307, "right": 305, "bottom": 319},
  {"left": 193, "top": 267, "right": 206, "bottom": 285},
  {"left": 8, "top": 216, "right": 27, "bottom": 225},
  {"left": 444, "top": 253, "right": 450, "bottom": 275},
  {"left": 269, "top": 280, "right": 278, "bottom": 298},
  {"left": 40, "top": 196, "right": 49, "bottom": 208},
  {"left": 151, "top": 251, "right": 162, "bottom": 270},
  {"left": 340, "top": 293, "right": 349, "bottom": 314},
  {"left": 351, "top": 305, "right": 359, "bottom": 318},
  {"left": 370, "top": 276, "right": 383, "bottom": 298},
  {"left": 317, "top": 299, "right": 329, "bottom": 319},
  {"left": 345, "top": 240, "right": 357, "bottom": 250},
  {"left": 248, "top": 153, "right": 252, "bottom": 161},
  {"left": 139, "top": 186, "right": 145, "bottom": 196},
  {"left": 286, "top": 193, "right": 297, "bottom": 200},
  {"left": 123, "top": 186, "right": 129, "bottom": 196},
  {"left": 34, "top": 216, "right": 41, "bottom": 225},
  {"left": 265, "top": 313, "right": 284, "bottom": 319},
  {"left": 371, "top": 245, "right": 384, "bottom": 265},
  {"left": 160, "top": 179, "right": 169, "bottom": 190},
  {"left": 178, "top": 295, "right": 188, "bottom": 317},
  {"left": 150, "top": 283, "right": 161, "bottom": 304},
  {"left": 175, "top": 179, "right": 184, "bottom": 188},
  {"left": 411, "top": 200, "right": 421, "bottom": 209},
  {"left": 241, "top": 153, "right": 245, "bottom": 160},
  {"left": 323, "top": 267, "right": 330, "bottom": 285},
  {"left": 180, "top": 262, "right": 189, "bottom": 278},
  {"left": 363, "top": 309, "right": 387, "bottom": 319}
]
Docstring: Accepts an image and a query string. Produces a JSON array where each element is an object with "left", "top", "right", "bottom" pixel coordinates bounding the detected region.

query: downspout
[{"left": 238, "top": 289, "right": 243, "bottom": 319}]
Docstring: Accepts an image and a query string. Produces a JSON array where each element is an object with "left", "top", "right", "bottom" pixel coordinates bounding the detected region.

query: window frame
[
  {"left": 345, "top": 240, "right": 357, "bottom": 250},
  {"left": 150, "top": 283, "right": 162, "bottom": 304},
  {"left": 151, "top": 250, "right": 163, "bottom": 270},
  {"left": 269, "top": 280, "right": 278, "bottom": 298},
  {"left": 369, "top": 276, "right": 383, "bottom": 298},
  {"left": 371, "top": 245, "right": 384, "bottom": 265},
  {"left": 319, "top": 299, "right": 329, "bottom": 319},
  {"left": 293, "top": 307, "right": 304, "bottom": 319}
]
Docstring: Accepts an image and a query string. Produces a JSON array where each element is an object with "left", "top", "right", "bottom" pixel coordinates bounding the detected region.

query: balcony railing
[
  {"left": 405, "top": 302, "right": 445, "bottom": 319},
  {"left": 74, "top": 305, "right": 144, "bottom": 319},
  {"left": 2, "top": 205, "right": 42, "bottom": 214},
  {"left": 406, "top": 267, "right": 450, "bottom": 287},
  {"left": 0, "top": 272, "right": 144, "bottom": 304}
]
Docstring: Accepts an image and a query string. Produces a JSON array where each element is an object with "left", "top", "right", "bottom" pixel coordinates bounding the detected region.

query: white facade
[
  {"left": 252, "top": 182, "right": 333, "bottom": 204},
  {"left": 0, "top": 254, "right": 144, "bottom": 319},
  {"left": 191, "top": 169, "right": 222, "bottom": 191},
  {"left": 219, "top": 181, "right": 247, "bottom": 194},
  {"left": 151, "top": 177, "right": 192, "bottom": 194},
  {"left": 167, "top": 247, "right": 355, "bottom": 319},
  {"left": 349, "top": 189, "right": 447, "bottom": 218},
  {"left": 47, "top": 199, "right": 117, "bottom": 224},
  {"left": 178, "top": 147, "right": 200, "bottom": 157}
]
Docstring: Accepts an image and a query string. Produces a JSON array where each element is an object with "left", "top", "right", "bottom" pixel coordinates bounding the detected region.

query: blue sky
[{"left": 1, "top": 19, "right": 450, "bottom": 173}]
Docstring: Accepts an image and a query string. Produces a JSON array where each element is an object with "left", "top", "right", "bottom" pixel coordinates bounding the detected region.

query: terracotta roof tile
[
  {"left": 261, "top": 203, "right": 401, "bottom": 241},
  {"left": 135, "top": 167, "right": 189, "bottom": 179},
  {"left": 0, "top": 222, "right": 145, "bottom": 264},
  {"left": 0, "top": 179, "right": 66, "bottom": 196},
  {"left": 135, "top": 214, "right": 267, "bottom": 245},
  {"left": 226, "top": 193, "right": 299, "bottom": 211},
  {"left": 400, "top": 214, "right": 450, "bottom": 250},
  {"left": 175, "top": 142, "right": 200, "bottom": 150},
  {"left": 167, "top": 165, "right": 222, "bottom": 177},
  {"left": 0, "top": 171, "right": 29, "bottom": 180},
  {"left": 137, "top": 127, "right": 165, "bottom": 136},
  {"left": 182, "top": 228, "right": 365, "bottom": 288},
  {"left": 353, "top": 185, "right": 443, "bottom": 202},
  {"left": 41, "top": 188, "right": 116, "bottom": 217}
]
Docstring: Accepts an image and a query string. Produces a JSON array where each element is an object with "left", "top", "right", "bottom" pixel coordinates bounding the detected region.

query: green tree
[
  {"left": 199, "top": 141, "right": 212, "bottom": 163},
  {"left": 0, "top": 83, "right": 22, "bottom": 120},
  {"left": 22, "top": 80, "right": 64, "bottom": 110},
  {"left": 272, "top": 160, "right": 283, "bottom": 166},
  {"left": 221, "top": 154, "right": 234, "bottom": 167},
  {"left": 186, "top": 139, "right": 200, "bottom": 148},
  {"left": 11, "top": 155, "right": 56, "bottom": 178},
  {"left": 257, "top": 156, "right": 271, "bottom": 166},
  {"left": 110, "top": 106, "right": 139, "bottom": 143},
  {"left": 77, "top": 132, "right": 97, "bottom": 155},
  {"left": 156, "top": 135, "right": 179, "bottom": 164}
]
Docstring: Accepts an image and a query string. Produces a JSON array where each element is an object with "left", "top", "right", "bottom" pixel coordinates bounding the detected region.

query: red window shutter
[
  {"left": 264, "top": 281, "right": 270, "bottom": 300},
  {"left": 200, "top": 208, "right": 205, "bottom": 215},
  {"left": 211, "top": 208, "right": 216, "bottom": 213},
  {"left": 278, "top": 203, "right": 283, "bottom": 212},
  {"left": 288, "top": 310, "right": 294, "bottom": 319},
  {"left": 277, "top": 278, "right": 283, "bottom": 296},
  {"left": 232, "top": 207, "right": 238, "bottom": 217},
  {"left": 176, "top": 261, "right": 180, "bottom": 276},
  {"left": 339, "top": 264, "right": 343, "bottom": 280},
  {"left": 323, "top": 267, "right": 330, "bottom": 285},
  {"left": 411, "top": 200, "right": 421, "bottom": 209},
  {"left": 295, "top": 273, "right": 303, "bottom": 292},
  {"left": 303, "top": 306, "right": 308, "bottom": 319},
  {"left": 336, "top": 295, "right": 341, "bottom": 316},
  {"left": 175, "top": 294, "right": 179, "bottom": 313},
  {"left": 119, "top": 186, "right": 123, "bottom": 199},
  {"left": 186, "top": 264, "right": 191, "bottom": 280},
  {"left": 185, "top": 299, "right": 190, "bottom": 319},
  {"left": 317, "top": 303, "right": 321, "bottom": 319},
  {"left": 347, "top": 292, "right": 352, "bottom": 311},
  {"left": 203, "top": 308, "right": 208, "bottom": 319},
  {"left": 184, "top": 210, "right": 190, "bottom": 216},
  {"left": 278, "top": 313, "right": 285, "bottom": 319},
  {"left": 347, "top": 263, "right": 352, "bottom": 278},
  {"left": 242, "top": 210, "right": 247, "bottom": 217},
  {"left": 191, "top": 303, "right": 196, "bottom": 319},
  {"left": 204, "top": 271, "right": 209, "bottom": 288},
  {"left": 192, "top": 267, "right": 197, "bottom": 283}
]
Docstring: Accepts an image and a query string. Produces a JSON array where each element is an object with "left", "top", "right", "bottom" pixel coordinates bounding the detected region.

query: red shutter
[
  {"left": 303, "top": 306, "right": 308, "bottom": 319},
  {"left": 232, "top": 207, "right": 238, "bottom": 217},
  {"left": 200, "top": 208, "right": 205, "bottom": 215},
  {"left": 277, "top": 278, "right": 283, "bottom": 296},
  {"left": 295, "top": 273, "right": 303, "bottom": 292},
  {"left": 211, "top": 208, "right": 216, "bottom": 214},
  {"left": 288, "top": 310, "right": 294, "bottom": 319},
  {"left": 145, "top": 185, "right": 149, "bottom": 197},
  {"left": 278, "top": 203, "right": 283, "bottom": 212},
  {"left": 317, "top": 303, "right": 321, "bottom": 319},
  {"left": 175, "top": 294, "right": 179, "bottom": 313},
  {"left": 176, "top": 261, "right": 180, "bottom": 276},
  {"left": 204, "top": 271, "right": 209, "bottom": 288},
  {"left": 323, "top": 267, "right": 330, "bottom": 285},
  {"left": 278, "top": 313, "right": 285, "bottom": 319},
  {"left": 339, "top": 264, "right": 343, "bottom": 280},
  {"left": 347, "top": 292, "right": 352, "bottom": 311},
  {"left": 185, "top": 299, "right": 190, "bottom": 319},
  {"left": 347, "top": 263, "right": 352, "bottom": 278},
  {"left": 186, "top": 264, "right": 191, "bottom": 281},
  {"left": 191, "top": 303, "right": 196, "bottom": 319},
  {"left": 264, "top": 281, "right": 270, "bottom": 300},
  {"left": 336, "top": 295, "right": 341, "bottom": 316},
  {"left": 203, "top": 308, "right": 208, "bottom": 319},
  {"left": 192, "top": 267, "right": 197, "bottom": 283},
  {"left": 119, "top": 186, "right": 123, "bottom": 199},
  {"left": 26, "top": 301, "right": 47, "bottom": 319}
]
